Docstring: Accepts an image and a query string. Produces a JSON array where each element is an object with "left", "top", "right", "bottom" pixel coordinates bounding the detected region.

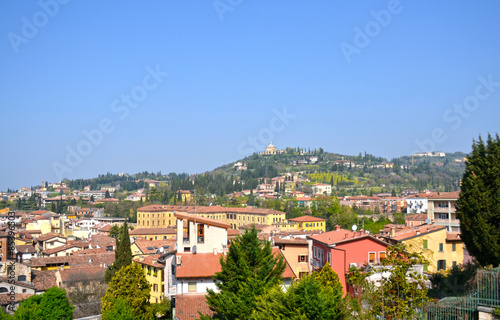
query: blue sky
[{"left": 1, "top": 1, "right": 500, "bottom": 191}]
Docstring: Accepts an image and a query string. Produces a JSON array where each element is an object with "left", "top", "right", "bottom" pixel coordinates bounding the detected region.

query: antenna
[
  {"left": 425, "top": 219, "right": 431, "bottom": 224},
  {"left": 351, "top": 224, "right": 357, "bottom": 231}
]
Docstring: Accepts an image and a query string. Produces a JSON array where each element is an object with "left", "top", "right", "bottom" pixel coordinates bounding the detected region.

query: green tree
[
  {"left": 456, "top": 134, "right": 500, "bottom": 266},
  {"left": 109, "top": 224, "right": 120, "bottom": 238},
  {"left": 101, "top": 263, "right": 152, "bottom": 320},
  {"left": 14, "top": 287, "right": 74, "bottom": 320},
  {"left": 200, "top": 226, "right": 286, "bottom": 319},
  {"left": 105, "top": 190, "right": 111, "bottom": 199},
  {"left": 105, "top": 221, "right": 132, "bottom": 283},
  {"left": 251, "top": 264, "right": 342, "bottom": 320},
  {"left": 101, "top": 297, "right": 134, "bottom": 320},
  {"left": 346, "top": 243, "right": 429, "bottom": 319}
]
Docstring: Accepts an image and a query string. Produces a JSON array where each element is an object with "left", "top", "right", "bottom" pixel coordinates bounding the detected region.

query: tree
[
  {"left": 101, "top": 297, "right": 134, "bottom": 320},
  {"left": 105, "top": 221, "right": 132, "bottom": 283},
  {"left": 200, "top": 226, "right": 286, "bottom": 319},
  {"left": 251, "top": 263, "right": 342, "bottom": 320},
  {"left": 101, "top": 263, "right": 152, "bottom": 320},
  {"left": 14, "top": 287, "right": 74, "bottom": 320},
  {"left": 109, "top": 224, "right": 120, "bottom": 239},
  {"left": 456, "top": 134, "right": 500, "bottom": 266},
  {"left": 345, "top": 243, "right": 429, "bottom": 319},
  {"left": 105, "top": 190, "right": 111, "bottom": 199}
]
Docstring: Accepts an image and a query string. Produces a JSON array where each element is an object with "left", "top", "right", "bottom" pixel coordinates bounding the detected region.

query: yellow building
[
  {"left": 137, "top": 205, "right": 287, "bottom": 230},
  {"left": 382, "top": 224, "right": 464, "bottom": 273},
  {"left": 175, "top": 190, "right": 192, "bottom": 202},
  {"left": 134, "top": 256, "right": 165, "bottom": 303},
  {"left": 288, "top": 215, "right": 326, "bottom": 232},
  {"left": 129, "top": 227, "right": 176, "bottom": 241}
]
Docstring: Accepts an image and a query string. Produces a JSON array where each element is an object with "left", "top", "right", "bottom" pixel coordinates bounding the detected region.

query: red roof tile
[
  {"left": 130, "top": 227, "right": 176, "bottom": 235},
  {"left": 289, "top": 215, "right": 326, "bottom": 222},
  {"left": 175, "top": 294, "right": 213, "bottom": 320},
  {"left": 176, "top": 253, "right": 223, "bottom": 278}
]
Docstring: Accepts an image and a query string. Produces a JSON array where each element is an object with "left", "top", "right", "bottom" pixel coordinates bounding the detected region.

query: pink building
[{"left": 308, "top": 225, "right": 389, "bottom": 294}]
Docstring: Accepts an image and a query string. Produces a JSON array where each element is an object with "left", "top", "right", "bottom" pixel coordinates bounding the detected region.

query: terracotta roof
[
  {"left": 308, "top": 228, "right": 385, "bottom": 246},
  {"left": 76, "top": 247, "right": 108, "bottom": 255},
  {"left": 0, "top": 293, "right": 33, "bottom": 305},
  {"left": 227, "top": 229, "right": 239, "bottom": 236},
  {"left": 175, "top": 212, "right": 231, "bottom": 229},
  {"left": 58, "top": 265, "right": 107, "bottom": 284},
  {"left": 446, "top": 232, "right": 463, "bottom": 242},
  {"left": 175, "top": 294, "right": 213, "bottom": 320},
  {"left": 36, "top": 232, "right": 65, "bottom": 242},
  {"left": 88, "top": 235, "right": 115, "bottom": 248},
  {"left": 16, "top": 245, "right": 37, "bottom": 254},
  {"left": 176, "top": 253, "right": 223, "bottom": 278},
  {"left": 134, "top": 254, "right": 164, "bottom": 268},
  {"left": 41, "top": 244, "right": 81, "bottom": 255},
  {"left": 29, "top": 210, "right": 50, "bottom": 215},
  {"left": 406, "top": 213, "right": 428, "bottom": 220},
  {"left": 0, "top": 276, "right": 36, "bottom": 290},
  {"left": 137, "top": 205, "right": 197, "bottom": 212},
  {"left": 100, "top": 224, "right": 112, "bottom": 232},
  {"left": 130, "top": 227, "right": 176, "bottom": 235},
  {"left": 132, "top": 239, "right": 176, "bottom": 255},
  {"left": 289, "top": 215, "right": 326, "bottom": 222},
  {"left": 427, "top": 191, "right": 460, "bottom": 200},
  {"left": 29, "top": 252, "right": 115, "bottom": 268},
  {"left": 273, "top": 237, "right": 308, "bottom": 245},
  {"left": 31, "top": 269, "right": 57, "bottom": 291},
  {"left": 388, "top": 225, "right": 447, "bottom": 241}
]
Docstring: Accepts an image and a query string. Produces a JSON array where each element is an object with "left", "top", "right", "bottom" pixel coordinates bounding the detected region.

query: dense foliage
[
  {"left": 200, "top": 226, "right": 286, "bottom": 319},
  {"left": 456, "top": 134, "right": 500, "bottom": 267},
  {"left": 105, "top": 222, "right": 132, "bottom": 283}
]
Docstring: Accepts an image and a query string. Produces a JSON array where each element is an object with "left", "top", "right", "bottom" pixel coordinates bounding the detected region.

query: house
[
  {"left": 134, "top": 254, "right": 166, "bottom": 303},
  {"left": 28, "top": 252, "right": 115, "bottom": 271},
  {"left": 312, "top": 183, "right": 332, "bottom": 196},
  {"left": 131, "top": 238, "right": 175, "bottom": 258},
  {"left": 406, "top": 195, "right": 429, "bottom": 214},
  {"left": 426, "top": 191, "right": 461, "bottom": 233},
  {"left": 35, "top": 233, "right": 67, "bottom": 252},
  {"left": 125, "top": 193, "right": 147, "bottom": 202},
  {"left": 405, "top": 213, "right": 428, "bottom": 227},
  {"left": 288, "top": 215, "right": 326, "bottom": 232},
  {"left": 16, "top": 245, "right": 37, "bottom": 262},
  {"left": 175, "top": 190, "right": 192, "bottom": 203},
  {"left": 274, "top": 237, "right": 309, "bottom": 279},
  {"left": 308, "top": 225, "right": 390, "bottom": 294},
  {"left": 379, "top": 223, "right": 464, "bottom": 273}
]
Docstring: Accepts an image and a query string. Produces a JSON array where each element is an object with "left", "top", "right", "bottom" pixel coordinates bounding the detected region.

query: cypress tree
[
  {"left": 456, "top": 134, "right": 500, "bottom": 266},
  {"left": 105, "top": 221, "right": 132, "bottom": 282}
]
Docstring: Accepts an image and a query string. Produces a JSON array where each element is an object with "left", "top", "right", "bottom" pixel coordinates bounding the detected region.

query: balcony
[{"left": 434, "top": 219, "right": 460, "bottom": 225}]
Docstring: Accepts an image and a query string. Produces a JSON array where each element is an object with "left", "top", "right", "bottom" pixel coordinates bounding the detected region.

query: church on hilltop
[{"left": 260, "top": 142, "right": 285, "bottom": 155}]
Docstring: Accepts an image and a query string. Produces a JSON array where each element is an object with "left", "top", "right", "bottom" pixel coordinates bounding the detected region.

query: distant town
[{"left": 0, "top": 143, "right": 497, "bottom": 319}]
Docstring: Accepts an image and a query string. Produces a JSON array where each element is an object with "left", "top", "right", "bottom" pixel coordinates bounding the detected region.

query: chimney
[
  {"left": 335, "top": 225, "right": 341, "bottom": 231},
  {"left": 390, "top": 227, "right": 395, "bottom": 238},
  {"left": 360, "top": 229, "right": 364, "bottom": 235}
]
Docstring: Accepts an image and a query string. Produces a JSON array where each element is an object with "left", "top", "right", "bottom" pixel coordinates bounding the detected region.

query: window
[
  {"left": 438, "top": 213, "right": 449, "bottom": 220},
  {"left": 452, "top": 243, "right": 456, "bottom": 252},
  {"left": 298, "top": 255, "right": 308, "bottom": 263},
  {"left": 368, "top": 252, "right": 376, "bottom": 264},
  {"left": 188, "top": 282, "right": 197, "bottom": 292},
  {"left": 423, "top": 263, "right": 428, "bottom": 272},
  {"left": 452, "top": 261, "right": 457, "bottom": 268},
  {"left": 437, "top": 260, "right": 446, "bottom": 271},
  {"left": 379, "top": 251, "right": 386, "bottom": 262},
  {"left": 327, "top": 252, "right": 331, "bottom": 264},
  {"left": 197, "top": 224, "right": 204, "bottom": 243},
  {"left": 439, "top": 243, "right": 444, "bottom": 252},
  {"left": 18, "top": 275, "right": 27, "bottom": 282},
  {"left": 350, "top": 263, "right": 357, "bottom": 268},
  {"left": 423, "top": 239, "right": 428, "bottom": 250}
]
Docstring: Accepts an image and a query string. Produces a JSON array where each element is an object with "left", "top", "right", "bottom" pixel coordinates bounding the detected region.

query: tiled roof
[
  {"left": 16, "top": 245, "right": 37, "bottom": 254},
  {"left": 134, "top": 253, "right": 164, "bottom": 268},
  {"left": 88, "top": 235, "right": 115, "bottom": 248},
  {"left": 42, "top": 244, "right": 81, "bottom": 255},
  {"left": 227, "top": 229, "right": 239, "bottom": 236},
  {"left": 427, "top": 191, "right": 460, "bottom": 200},
  {"left": 406, "top": 213, "right": 428, "bottom": 220},
  {"left": 446, "top": 232, "right": 462, "bottom": 242},
  {"left": 176, "top": 253, "right": 223, "bottom": 278},
  {"left": 175, "top": 212, "right": 231, "bottom": 229},
  {"left": 289, "top": 215, "right": 326, "bottom": 222},
  {"left": 388, "top": 225, "right": 447, "bottom": 241},
  {"left": 137, "top": 205, "right": 196, "bottom": 212},
  {"left": 100, "top": 224, "right": 112, "bottom": 232},
  {"left": 0, "top": 293, "right": 33, "bottom": 305},
  {"left": 0, "top": 276, "right": 36, "bottom": 290},
  {"left": 308, "top": 228, "right": 383, "bottom": 246},
  {"left": 29, "top": 210, "right": 50, "bottom": 215},
  {"left": 31, "top": 269, "right": 57, "bottom": 291},
  {"left": 58, "top": 265, "right": 107, "bottom": 283},
  {"left": 132, "top": 239, "right": 176, "bottom": 255},
  {"left": 36, "top": 232, "right": 65, "bottom": 242},
  {"left": 175, "top": 294, "right": 213, "bottom": 320},
  {"left": 130, "top": 227, "right": 176, "bottom": 235},
  {"left": 29, "top": 252, "right": 115, "bottom": 268},
  {"left": 273, "top": 237, "right": 308, "bottom": 245}
]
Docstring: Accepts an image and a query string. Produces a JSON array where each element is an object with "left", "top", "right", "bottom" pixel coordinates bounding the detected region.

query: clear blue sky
[{"left": 1, "top": 1, "right": 500, "bottom": 191}]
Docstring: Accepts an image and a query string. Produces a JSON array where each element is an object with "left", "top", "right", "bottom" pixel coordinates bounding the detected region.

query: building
[
  {"left": 426, "top": 191, "right": 461, "bottom": 233},
  {"left": 273, "top": 237, "right": 309, "bottom": 279},
  {"left": 380, "top": 223, "right": 464, "bottom": 273},
  {"left": 134, "top": 254, "right": 166, "bottom": 303},
  {"left": 129, "top": 227, "right": 177, "bottom": 241},
  {"left": 308, "top": 225, "right": 389, "bottom": 294},
  {"left": 137, "top": 205, "right": 287, "bottom": 230},
  {"left": 288, "top": 215, "right": 326, "bottom": 232},
  {"left": 312, "top": 183, "right": 332, "bottom": 196},
  {"left": 260, "top": 142, "right": 285, "bottom": 155}
]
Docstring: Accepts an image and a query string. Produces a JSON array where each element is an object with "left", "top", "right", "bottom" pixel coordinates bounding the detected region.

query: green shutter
[{"left": 423, "top": 239, "right": 428, "bottom": 249}]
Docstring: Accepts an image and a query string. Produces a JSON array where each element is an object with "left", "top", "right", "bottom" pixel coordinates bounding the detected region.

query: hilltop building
[{"left": 260, "top": 142, "right": 285, "bottom": 155}]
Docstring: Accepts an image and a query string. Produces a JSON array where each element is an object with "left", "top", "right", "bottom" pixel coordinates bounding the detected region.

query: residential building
[
  {"left": 427, "top": 191, "right": 461, "bottom": 233},
  {"left": 130, "top": 227, "right": 177, "bottom": 241},
  {"left": 288, "top": 215, "right": 326, "bottom": 232},
  {"left": 135, "top": 254, "right": 166, "bottom": 303},
  {"left": 308, "top": 225, "right": 389, "bottom": 294},
  {"left": 273, "top": 237, "right": 309, "bottom": 278},
  {"left": 312, "top": 183, "right": 332, "bottom": 195}
]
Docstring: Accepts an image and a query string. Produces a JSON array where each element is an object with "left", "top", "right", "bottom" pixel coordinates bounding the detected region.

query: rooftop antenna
[{"left": 351, "top": 224, "right": 357, "bottom": 232}]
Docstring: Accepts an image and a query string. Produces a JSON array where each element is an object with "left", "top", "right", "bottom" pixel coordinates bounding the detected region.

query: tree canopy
[
  {"left": 105, "top": 221, "right": 132, "bottom": 283},
  {"left": 10, "top": 287, "right": 74, "bottom": 320},
  {"left": 200, "top": 226, "right": 286, "bottom": 319},
  {"left": 456, "top": 134, "right": 500, "bottom": 266},
  {"left": 101, "top": 262, "right": 152, "bottom": 320}
]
